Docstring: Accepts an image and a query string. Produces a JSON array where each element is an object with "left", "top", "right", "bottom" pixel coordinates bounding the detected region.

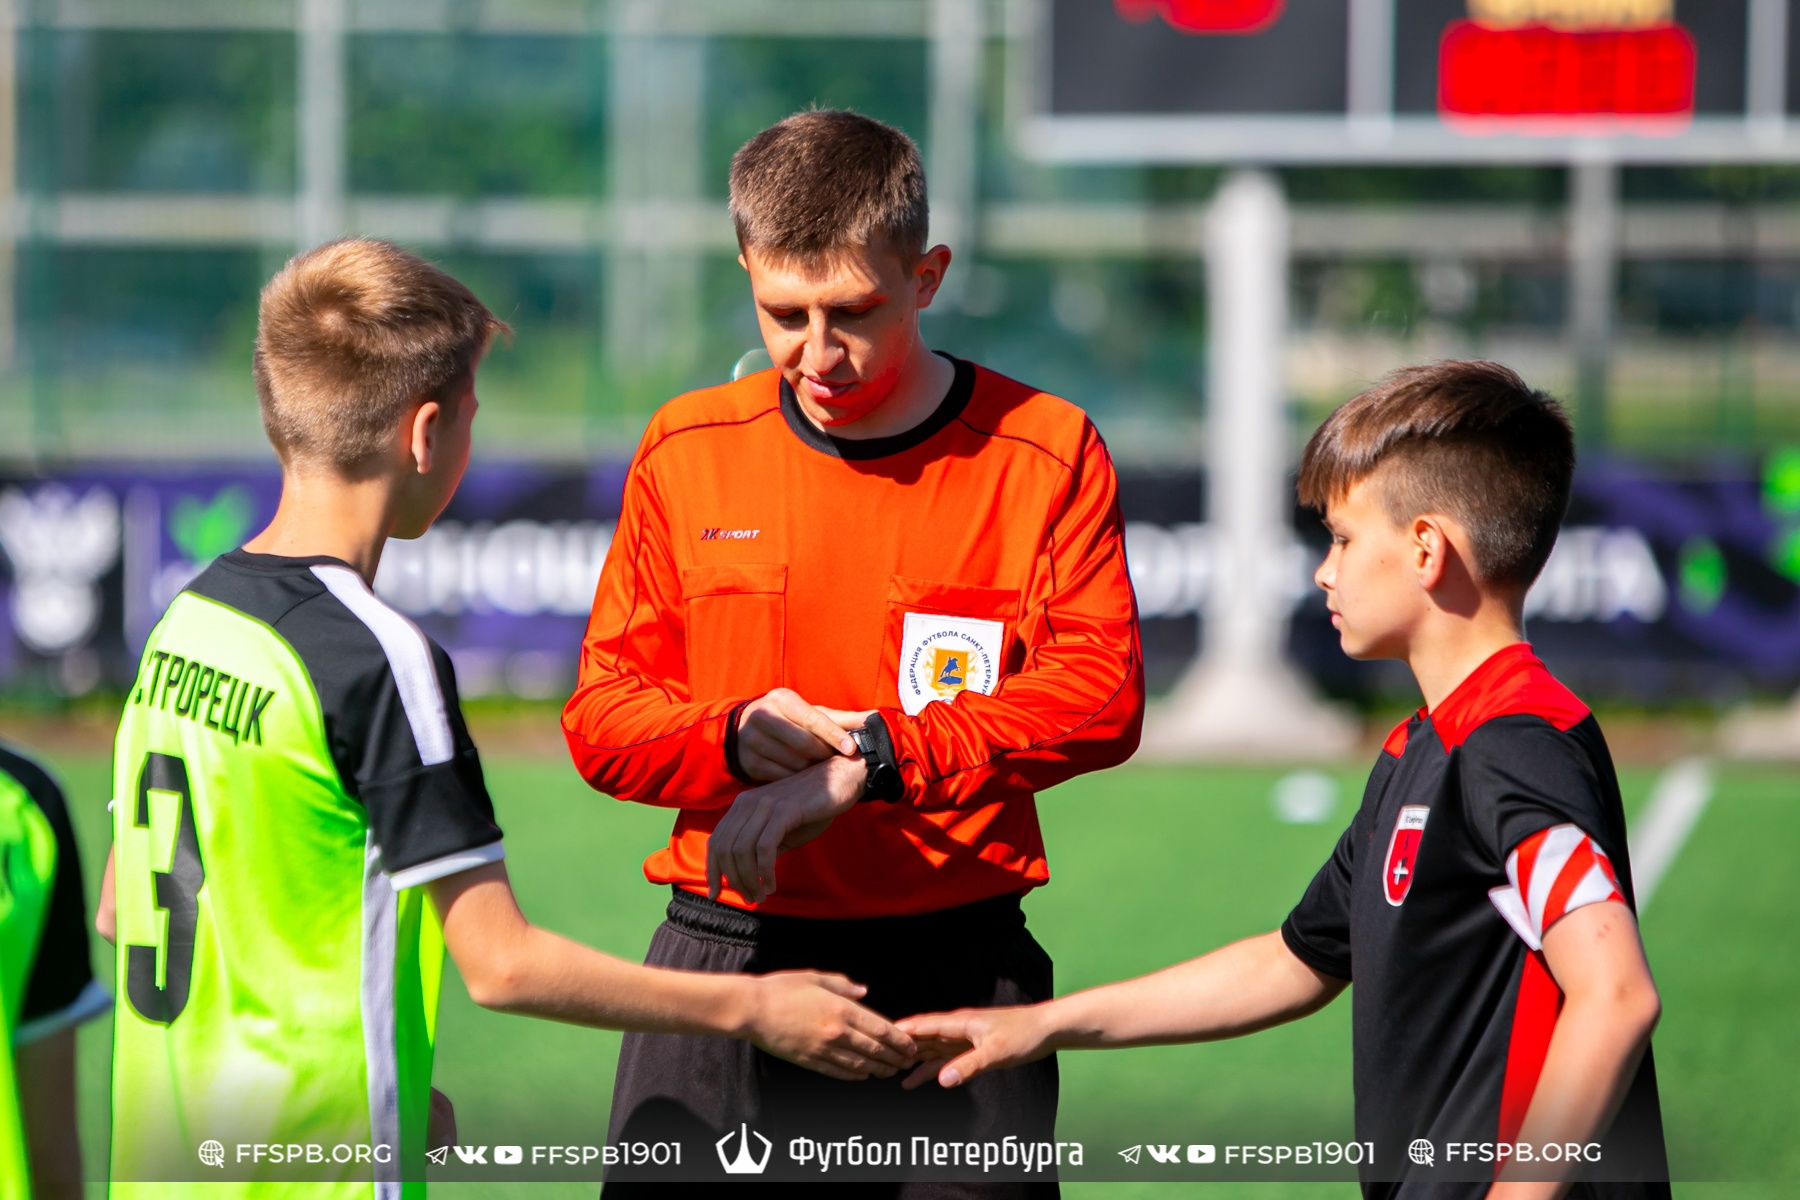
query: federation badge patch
[
  {"left": 898, "top": 613, "right": 1002, "bottom": 715},
  {"left": 1384, "top": 805, "right": 1430, "bottom": 906}
]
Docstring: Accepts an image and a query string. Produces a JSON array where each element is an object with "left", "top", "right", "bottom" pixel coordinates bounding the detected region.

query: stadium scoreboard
[{"left": 1021, "top": 0, "right": 1800, "bottom": 162}]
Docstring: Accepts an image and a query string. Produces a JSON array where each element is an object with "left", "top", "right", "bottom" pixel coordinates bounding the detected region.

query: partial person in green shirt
[
  {"left": 0, "top": 741, "right": 112, "bottom": 1200},
  {"left": 98, "top": 237, "right": 917, "bottom": 1199}
]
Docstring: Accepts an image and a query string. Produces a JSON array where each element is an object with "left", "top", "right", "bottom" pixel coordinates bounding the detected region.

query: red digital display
[
  {"left": 1438, "top": 20, "right": 1696, "bottom": 127},
  {"left": 1113, "top": 0, "right": 1286, "bottom": 35}
]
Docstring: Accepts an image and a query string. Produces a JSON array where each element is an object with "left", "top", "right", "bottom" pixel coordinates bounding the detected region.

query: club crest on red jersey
[{"left": 1384, "top": 805, "right": 1430, "bottom": 906}]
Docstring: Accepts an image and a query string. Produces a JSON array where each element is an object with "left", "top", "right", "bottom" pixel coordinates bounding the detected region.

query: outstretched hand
[
  {"left": 897, "top": 1005, "right": 1057, "bottom": 1090},
  {"left": 707, "top": 754, "right": 868, "bottom": 904},
  {"left": 746, "top": 971, "right": 917, "bottom": 1082}
]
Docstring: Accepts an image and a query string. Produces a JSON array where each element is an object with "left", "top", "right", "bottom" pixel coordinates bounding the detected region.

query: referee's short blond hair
[
  {"left": 729, "top": 109, "right": 929, "bottom": 266},
  {"left": 253, "top": 238, "right": 508, "bottom": 472}
]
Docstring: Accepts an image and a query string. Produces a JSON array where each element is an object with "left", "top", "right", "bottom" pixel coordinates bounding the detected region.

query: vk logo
[
  {"left": 1146, "top": 1144, "right": 1183, "bottom": 1163},
  {"left": 717, "top": 1124, "right": 772, "bottom": 1175},
  {"left": 453, "top": 1146, "right": 488, "bottom": 1164}
]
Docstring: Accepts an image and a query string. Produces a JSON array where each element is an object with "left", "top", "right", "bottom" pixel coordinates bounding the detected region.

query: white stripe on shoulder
[
  {"left": 311, "top": 563, "right": 455, "bottom": 767},
  {"left": 387, "top": 840, "right": 506, "bottom": 892}
]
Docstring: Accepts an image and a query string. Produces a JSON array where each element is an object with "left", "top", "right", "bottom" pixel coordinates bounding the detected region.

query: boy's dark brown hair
[
  {"left": 253, "top": 237, "right": 508, "bottom": 472},
  {"left": 1297, "top": 360, "right": 1575, "bottom": 588},
  {"left": 728, "top": 109, "right": 928, "bottom": 264}
]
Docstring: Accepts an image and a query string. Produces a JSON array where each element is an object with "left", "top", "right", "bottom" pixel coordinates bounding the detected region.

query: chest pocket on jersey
[
  {"left": 882, "top": 575, "right": 1021, "bottom": 716},
  {"left": 681, "top": 563, "right": 787, "bottom": 701}
]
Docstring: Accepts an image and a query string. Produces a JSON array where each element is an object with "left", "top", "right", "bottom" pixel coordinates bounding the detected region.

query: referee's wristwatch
[{"left": 849, "top": 715, "right": 904, "bottom": 803}]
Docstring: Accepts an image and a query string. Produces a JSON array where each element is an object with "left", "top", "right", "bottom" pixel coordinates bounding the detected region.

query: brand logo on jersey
[
  {"left": 1384, "top": 805, "right": 1430, "bottom": 906},
  {"left": 899, "top": 613, "right": 1003, "bottom": 715},
  {"left": 700, "top": 528, "right": 760, "bottom": 541}
]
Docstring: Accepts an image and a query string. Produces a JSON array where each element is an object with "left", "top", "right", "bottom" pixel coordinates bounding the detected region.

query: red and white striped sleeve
[{"left": 1487, "top": 824, "right": 1626, "bottom": 951}]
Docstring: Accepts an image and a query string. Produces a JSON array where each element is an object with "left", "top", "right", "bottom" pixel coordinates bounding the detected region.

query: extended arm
[
  {"left": 900, "top": 930, "right": 1345, "bottom": 1088},
  {"left": 427, "top": 862, "right": 914, "bottom": 1081},
  {"left": 1491, "top": 901, "right": 1660, "bottom": 1199}
]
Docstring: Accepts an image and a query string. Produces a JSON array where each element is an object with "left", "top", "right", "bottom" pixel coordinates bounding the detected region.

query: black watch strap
[
  {"left": 723, "top": 700, "right": 756, "bottom": 787},
  {"left": 850, "top": 714, "right": 904, "bottom": 803}
]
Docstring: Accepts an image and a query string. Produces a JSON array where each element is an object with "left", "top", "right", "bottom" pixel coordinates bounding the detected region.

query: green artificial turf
[{"left": 35, "top": 751, "right": 1799, "bottom": 1197}]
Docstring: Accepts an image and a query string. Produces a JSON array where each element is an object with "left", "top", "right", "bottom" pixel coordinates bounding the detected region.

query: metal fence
[{"left": 1, "top": 1, "right": 1799, "bottom": 464}]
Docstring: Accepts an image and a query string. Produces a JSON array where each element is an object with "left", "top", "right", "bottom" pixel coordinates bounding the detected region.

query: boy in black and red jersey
[{"left": 901, "top": 361, "right": 1670, "bottom": 1200}]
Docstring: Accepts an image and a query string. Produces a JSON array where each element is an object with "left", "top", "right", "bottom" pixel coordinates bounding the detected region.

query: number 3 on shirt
[{"left": 124, "top": 752, "right": 206, "bottom": 1025}]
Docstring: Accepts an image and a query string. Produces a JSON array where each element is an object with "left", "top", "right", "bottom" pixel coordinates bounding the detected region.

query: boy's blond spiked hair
[{"left": 253, "top": 238, "right": 507, "bottom": 471}]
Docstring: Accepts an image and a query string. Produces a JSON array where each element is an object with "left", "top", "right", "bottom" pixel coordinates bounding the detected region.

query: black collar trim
[
  {"left": 778, "top": 353, "right": 974, "bottom": 461},
  {"left": 220, "top": 549, "right": 360, "bottom": 574}
]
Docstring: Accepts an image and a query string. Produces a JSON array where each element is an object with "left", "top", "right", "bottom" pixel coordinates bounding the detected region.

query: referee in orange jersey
[{"left": 563, "top": 110, "right": 1144, "bottom": 1195}]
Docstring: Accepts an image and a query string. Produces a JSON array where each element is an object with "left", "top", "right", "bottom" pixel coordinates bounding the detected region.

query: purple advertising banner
[{"left": 1, "top": 458, "right": 1795, "bottom": 704}]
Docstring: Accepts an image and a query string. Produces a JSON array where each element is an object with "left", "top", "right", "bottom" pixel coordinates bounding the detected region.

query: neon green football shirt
[
  {"left": 0, "top": 743, "right": 110, "bottom": 1200},
  {"left": 109, "top": 551, "right": 504, "bottom": 1199}
]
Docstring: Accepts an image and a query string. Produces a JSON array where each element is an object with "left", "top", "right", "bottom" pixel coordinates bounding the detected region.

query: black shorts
[{"left": 603, "top": 887, "right": 1061, "bottom": 1197}]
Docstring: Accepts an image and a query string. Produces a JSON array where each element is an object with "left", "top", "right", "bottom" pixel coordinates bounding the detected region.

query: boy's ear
[
  {"left": 1412, "top": 514, "right": 1451, "bottom": 592},
  {"left": 409, "top": 400, "right": 441, "bottom": 475}
]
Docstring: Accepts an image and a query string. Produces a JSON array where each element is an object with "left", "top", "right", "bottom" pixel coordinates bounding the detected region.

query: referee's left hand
[{"left": 707, "top": 754, "right": 869, "bottom": 904}]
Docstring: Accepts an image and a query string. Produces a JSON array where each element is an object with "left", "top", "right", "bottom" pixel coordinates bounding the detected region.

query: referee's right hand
[
  {"left": 743, "top": 971, "right": 917, "bottom": 1081},
  {"left": 736, "top": 688, "right": 859, "bottom": 781}
]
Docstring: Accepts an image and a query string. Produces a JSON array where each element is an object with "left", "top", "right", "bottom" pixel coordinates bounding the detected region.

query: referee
[{"left": 563, "top": 109, "right": 1144, "bottom": 1195}]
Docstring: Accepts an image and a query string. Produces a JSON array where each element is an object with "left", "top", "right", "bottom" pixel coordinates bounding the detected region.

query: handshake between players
[{"left": 92, "top": 106, "right": 1668, "bottom": 1200}]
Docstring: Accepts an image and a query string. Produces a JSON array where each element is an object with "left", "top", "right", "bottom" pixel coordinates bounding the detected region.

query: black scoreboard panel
[
  {"left": 1028, "top": 0, "right": 1800, "bottom": 162},
  {"left": 1049, "top": 0, "right": 1349, "bottom": 115}
]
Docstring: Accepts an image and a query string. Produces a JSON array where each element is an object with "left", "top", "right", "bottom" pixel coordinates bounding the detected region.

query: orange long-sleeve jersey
[{"left": 562, "top": 356, "right": 1144, "bottom": 918}]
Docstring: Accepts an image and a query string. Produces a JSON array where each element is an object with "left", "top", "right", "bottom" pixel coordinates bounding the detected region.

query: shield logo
[
  {"left": 1384, "top": 805, "right": 1430, "bottom": 906},
  {"left": 929, "top": 647, "right": 967, "bottom": 695}
]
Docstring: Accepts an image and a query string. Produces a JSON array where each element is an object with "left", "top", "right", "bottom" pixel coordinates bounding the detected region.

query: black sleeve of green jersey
[
  {"left": 351, "top": 640, "right": 503, "bottom": 887},
  {"left": 278, "top": 583, "right": 504, "bottom": 889},
  {"left": 1457, "top": 716, "right": 1625, "bottom": 878},
  {"left": 0, "top": 745, "right": 106, "bottom": 1039},
  {"left": 1281, "top": 809, "right": 1358, "bottom": 982}
]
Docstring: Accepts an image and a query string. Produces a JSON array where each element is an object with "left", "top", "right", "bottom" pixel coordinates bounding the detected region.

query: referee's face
[{"left": 741, "top": 242, "right": 946, "bottom": 426}]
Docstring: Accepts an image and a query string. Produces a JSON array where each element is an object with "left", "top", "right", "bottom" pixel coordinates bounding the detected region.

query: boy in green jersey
[
  {"left": 0, "top": 742, "right": 110, "bottom": 1200},
  {"left": 100, "top": 238, "right": 916, "bottom": 1197}
]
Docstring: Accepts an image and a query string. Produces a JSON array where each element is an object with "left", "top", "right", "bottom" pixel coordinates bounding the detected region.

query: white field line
[{"left": 1628, "top": 756, "right": 1715, "bottom": 910}]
